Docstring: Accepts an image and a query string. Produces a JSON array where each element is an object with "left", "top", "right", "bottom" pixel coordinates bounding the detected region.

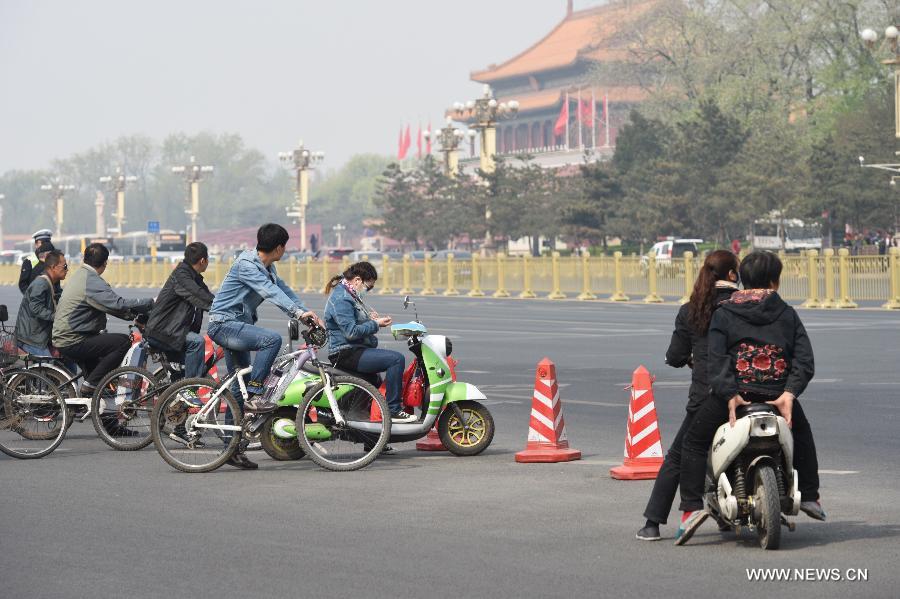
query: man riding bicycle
[
  {"left": 207, "top": 224, "right": 319, "bottom": 469},
  {"left": 52, "top": 243, "right": 154, "bottom": 400},
  {"left": 144, "top": 242, "right": 214, "bottom": 379},
  {"left": 14, "top": 250, "right": 69, "bottom": 360}
]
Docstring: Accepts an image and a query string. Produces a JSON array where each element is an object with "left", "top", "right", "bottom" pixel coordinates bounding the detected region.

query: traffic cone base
[
  {"left": 515, "top": 358, "right": 581, "bottom": 464},
  {"left": 609, "top": 456, "right": 663, "bottom": 480},
  {"left": 416, "top": 427, "right": 447, "bottom": 451}
]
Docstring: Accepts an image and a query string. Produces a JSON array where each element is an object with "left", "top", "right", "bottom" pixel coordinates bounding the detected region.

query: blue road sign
[{"left": 147, "top": 221, "right": 160, "bottom": 234}]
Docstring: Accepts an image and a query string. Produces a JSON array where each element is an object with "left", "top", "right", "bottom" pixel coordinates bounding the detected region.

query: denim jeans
[
  {"left": 355, "top": 348, "right": 405, "bottom": 413},
  {"left": 183, "top": 332, "right": 206, "bottom": 379},
  {"left": 207, "top": 320, "right": 282, "bottom": 399}
]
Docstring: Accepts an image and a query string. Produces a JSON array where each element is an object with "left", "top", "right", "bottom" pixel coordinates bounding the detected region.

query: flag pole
[
  {"left": 604, "top": 94, "right": 610, "bottom": 147},
  {"left": 564, "top": 90, "right": 570, "bottom": 150},
  {"left": 591, "top": 87, "right": 597, "bottom": 148},
  {"left": 577, "top": 87, "right": 583, "bottom": 149}
]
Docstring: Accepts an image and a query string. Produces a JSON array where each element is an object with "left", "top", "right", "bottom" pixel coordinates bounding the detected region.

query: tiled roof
[
  {"left": 471, "top": 0, "right": 659, "bottom": 83},
  {"left": 449, "top": 85, "right": 648, "bottom": 121}
]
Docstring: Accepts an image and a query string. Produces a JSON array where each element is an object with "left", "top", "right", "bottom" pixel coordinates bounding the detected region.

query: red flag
[
  {"left": 426, "top": 121, "right": 432, "bottom": 154},
  {"left": 553, "top": 99, "right": 569, "bottom": 136},
  {"left": 399, "top": 125, "right": 411, "bottom": 160},
  {"left": 578, "top": 98, "right": 593, "bottom": 124},
  {"left": 397, "top": 128, "right": 403, "bottom": 159},
  {"left": 417, "top": 123, "right": 422, "bottom": 159}
]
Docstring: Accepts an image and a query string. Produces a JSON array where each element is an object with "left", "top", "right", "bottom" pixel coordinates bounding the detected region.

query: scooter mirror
[{"left": 403, "top": 295, "right": 410, "bottom": 310}]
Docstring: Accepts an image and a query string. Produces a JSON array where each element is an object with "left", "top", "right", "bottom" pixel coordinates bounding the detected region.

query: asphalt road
[{"left": 1, "top": 286, "right": 899, "bottom": 599}]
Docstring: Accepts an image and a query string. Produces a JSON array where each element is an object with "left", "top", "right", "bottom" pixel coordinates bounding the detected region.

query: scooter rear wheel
[{"left": 754, "top": 465, "right": 782, "bottom": 550}]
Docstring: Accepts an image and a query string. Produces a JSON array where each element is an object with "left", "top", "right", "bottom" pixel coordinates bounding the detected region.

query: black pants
[
  {"left": 59, "top": 333, "right": 131, "bottom": 386},
  {"left": 679, "top": 397, "right": 820, "bottom": 511},
  {"left": 643, "top": 409, "right": 696, "bottom": 525}
]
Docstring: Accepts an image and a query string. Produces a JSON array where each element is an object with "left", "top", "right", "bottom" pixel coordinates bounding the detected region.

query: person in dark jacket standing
[
  {"left": 674, "top": 251, "right": 824, "bottom": 546},
  {"left": 636, "top": 250, "right": 739, "bottom": 541},
  {"left": 14, "top": 250, "right": 68, "bottom": 355},
  {"left": 145, "top": 242, "right": 214, "bottom": 379}
]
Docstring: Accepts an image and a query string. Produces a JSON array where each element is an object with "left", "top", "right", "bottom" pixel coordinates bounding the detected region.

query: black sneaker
[
  {"left": 363, "top": 443, "right": 396, "bottom": 455},
  {"left": 636, "top": 524, "right": 661, "bottom": 541},
  {"left": 390, "top": 410, "right": 416, "bottom": 423},
  {"left": 79, "top": 383, "right": 97, "bottom": 398},
  {"left": 226, "top": 452, "right": 258, "bottom": 470},
  {"left": 101, "top": 415, "right": 141, "bottom": 437}
]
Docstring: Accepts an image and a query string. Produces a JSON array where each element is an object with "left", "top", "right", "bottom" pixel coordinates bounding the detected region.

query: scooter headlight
[
  {"left": 445, "top": 338, "right": 453, "bottom": 356},
  {"left": 750, "top": 414, "right": 778, "bottom": 437}
]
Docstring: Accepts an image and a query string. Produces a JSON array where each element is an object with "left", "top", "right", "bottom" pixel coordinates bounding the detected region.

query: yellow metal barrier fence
[{"left": 2, "top": 252, "right": 898, "bottom": 309}]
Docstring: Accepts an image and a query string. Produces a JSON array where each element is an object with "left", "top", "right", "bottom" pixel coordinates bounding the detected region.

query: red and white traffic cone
[
  {"left": 515, "top": 358, "right": 581, "bottom": 463},
  {"left": 610, "top": 365, "right": 664, "bottom": 480}
]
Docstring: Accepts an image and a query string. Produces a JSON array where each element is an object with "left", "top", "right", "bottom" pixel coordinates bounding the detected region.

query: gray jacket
[
  {"left": 14, "top": 275, "right": 56, "bottom": 348},
  {"left": 52, "top": 263, "right": 153, "bottom": 348}
]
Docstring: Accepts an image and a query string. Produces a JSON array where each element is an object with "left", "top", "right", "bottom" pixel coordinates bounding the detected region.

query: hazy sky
[{"left": 0, "top": 0, "right": 604, "bottom": 173}]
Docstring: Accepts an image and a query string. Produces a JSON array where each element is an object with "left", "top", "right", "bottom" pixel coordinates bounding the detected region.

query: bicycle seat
[{"left": 736, "top": 403, "right": 778, "bottom": 419}]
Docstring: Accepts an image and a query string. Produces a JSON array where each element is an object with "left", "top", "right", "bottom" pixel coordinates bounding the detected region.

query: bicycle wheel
[
  {"left": 5, "top": 366, "right": 76, "bottom": 439},
  {"left": 91, "top": 366, "right": 160, "bottom": 451},
  {"left": 0, "top": 370, "right": 68, "bottom": 459},
  {"left": 150, "top": 378, "right": 241, "bottom": 473},
  {"left": 295, "top": 375, "right": 391, "bottom": 471}
]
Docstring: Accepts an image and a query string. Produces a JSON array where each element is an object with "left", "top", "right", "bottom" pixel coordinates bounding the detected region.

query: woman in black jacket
[
  {"left": 636, "top": 250, "right": 739, "bottom": 541},
  {"left": 674, "top": 251, "right": 824, "bottom": 546}
]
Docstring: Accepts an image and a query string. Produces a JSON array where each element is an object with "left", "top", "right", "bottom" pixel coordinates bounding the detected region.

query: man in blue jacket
[{"left": 207, "top": 224, "right": 318, "bottom": 468}]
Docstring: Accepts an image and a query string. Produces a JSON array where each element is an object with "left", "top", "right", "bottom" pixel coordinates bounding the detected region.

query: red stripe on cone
[
  {"left": 610, "top": 365, "right": 663, "bottom": 480},
  {"left": 515, "top": 358, "right": 581, "bottom": 463}
]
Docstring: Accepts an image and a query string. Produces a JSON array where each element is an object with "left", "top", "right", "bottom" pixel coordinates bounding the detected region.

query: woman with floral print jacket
[{"left": 674, "top": 251, "right": 824, "bottom": 546}]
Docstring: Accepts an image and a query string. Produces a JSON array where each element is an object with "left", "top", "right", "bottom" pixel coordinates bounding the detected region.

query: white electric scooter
[{"left": 704, "top": 403, "right": 801, "bottom": 550}]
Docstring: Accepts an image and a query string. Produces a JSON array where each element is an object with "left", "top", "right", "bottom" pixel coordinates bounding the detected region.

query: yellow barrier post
[
  {"left": 884, "top": 247, "right": 900, "bottom": 310},
  {"left": 678, "top": 251, "right": 694, "bottom": 304},
  {"left": 399, "top": 254, "right": 412, "bottom": 295},
  {"left": 800, "top": 249, "right": 820, "bottom": 309},
  {"left": 288, "top": 256, "right": 298, "bottom": 290},
  {"left": 140, "top": 259, "right": 149, "bottom": 288},
  {"left": 519, "top": 254, "right": 536, "bottom": 299},
  {"left": 303, "top": 257, "right": 315, "bottom": 293},
  {"left": 643, "top": 253, "right": 663, "bottom": 303},
  {"left": 547, "top": 251, "right": 566, "bottom": 300},
  {"left": 380, "top": 255, "right": 394, "bottom": 294},
  {"left": 821, "top": 248, "right": 836, "bottom": 308},
  {"left": 422, "top": 253, "right": 436, "bottom": 295},
  {"left": 127, "top": 258, "right": 137, "bottom": 288},
  {"left": 836, "top": 248, "right": 858, "bottom": 309},
  {"left": 468, "top": 254, "right": 484, "bottom": 297},
  {"left": 493, "top": 253, "right": 510, "bottom": 298},
  {"left": 321, "top": 257, "right": 330, "bottom": 293},
  {"left": 444, "top": 253, "right": 459, "bottom": 296},
  {"left": 577, "top": 251, "right": 596, "bottom": 300},
  {"left": 609, "top": 251, "right": 629, "bottom": 301}
]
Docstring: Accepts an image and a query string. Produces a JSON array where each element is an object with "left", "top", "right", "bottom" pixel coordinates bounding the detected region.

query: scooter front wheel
[
  {"left": 754, "top": 465, "right": 782, "bottom": 550},
  {"left": 437, "top": 400, "right": 494, "bottom": 456},
  {"left": 260, "top": 407, "right": 305, "bottom": 461}
]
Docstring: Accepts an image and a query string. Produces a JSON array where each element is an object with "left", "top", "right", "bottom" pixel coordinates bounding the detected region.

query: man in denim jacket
[{"left": 208, "top": 224, "right": 319, "bottom": 468}]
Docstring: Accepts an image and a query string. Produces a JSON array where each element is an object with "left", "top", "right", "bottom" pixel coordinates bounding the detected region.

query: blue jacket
[
  {"left": 209, "top": 250, "right": 307, "bottom": 324},
  {"left": 324, "top": 283, "right": 378, "bottom": 355}
]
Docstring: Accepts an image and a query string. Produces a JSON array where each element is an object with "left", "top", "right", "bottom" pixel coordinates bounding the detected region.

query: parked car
[
  {"left": 285, "top": 250, "right": 317, "bottom": 262},
  {"left": 641, "top": 239, "right": 701, "bottom": 267},
  {"left": 323, "top": 248, "right": 355, "bottom": 261},
  {"left": 348, "top": 250, "right": 386, "bottom": 263},
  {"left": 408, "top": 250, "right": 436, "bottom": 261}
]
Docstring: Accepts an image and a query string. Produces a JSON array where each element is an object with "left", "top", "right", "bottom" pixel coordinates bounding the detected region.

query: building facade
[{"left": 458, "top": 0, "right": 656, "bottom": 169}]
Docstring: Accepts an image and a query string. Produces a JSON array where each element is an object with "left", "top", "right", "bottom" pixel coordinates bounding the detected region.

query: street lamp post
[
  {"left": 171, "top": 156, "right": 214, "bottom": 244},
  {"left": 99, "top": 167, "right": 138, "bottom": 236},
  {"left": 424, "top": 117, "right": 466, "bottom": 176},
  {"left": 451, "top": 84, "right": 519, "bottom": 250},
  {"left": 279, "top": 140, "right": 324, "bottom": 252},
  {"left": 332, "top": 223, "right": 346, "bottom": 248},
  {"left": 859, "top": 24, "right": 900, "bottom": 232},
  {"left": 0, "top": 193, "right": 5, "bottom": 250},
  {"left": 40, "top": 180, "right": 76, "bottom": 238}
]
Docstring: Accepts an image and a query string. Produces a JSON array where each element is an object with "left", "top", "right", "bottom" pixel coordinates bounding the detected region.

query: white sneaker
[{"left": 390, "top": 410, "right": 416, "bottom": 423}]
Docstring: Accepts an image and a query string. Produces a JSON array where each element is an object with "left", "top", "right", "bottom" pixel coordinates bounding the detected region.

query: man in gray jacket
[
  {"left": 15, "top": 250, "right": 68, "bottom": 356},
  {"left": 52, "top": 243, "right": 154, "bottom": 396}
]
